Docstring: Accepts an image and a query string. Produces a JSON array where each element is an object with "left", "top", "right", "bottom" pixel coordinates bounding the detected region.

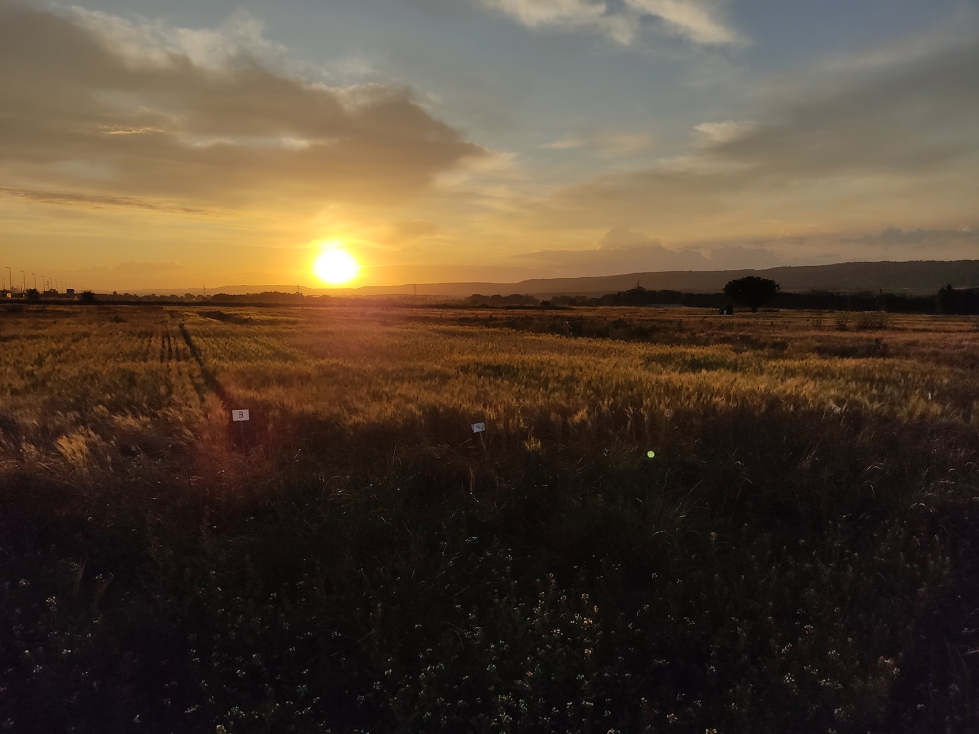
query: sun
[{"left": 313, "top": 248, "right": 360, "bottom": 286}]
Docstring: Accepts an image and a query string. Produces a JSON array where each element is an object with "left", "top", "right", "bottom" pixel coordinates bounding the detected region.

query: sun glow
[{"left": 313, "top": 247, "right": 360, "bottom": 286}]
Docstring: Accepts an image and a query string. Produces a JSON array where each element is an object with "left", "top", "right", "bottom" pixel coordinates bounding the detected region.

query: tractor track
[{"left": 179, "top": 323, "right": 231, "bottom": 408}]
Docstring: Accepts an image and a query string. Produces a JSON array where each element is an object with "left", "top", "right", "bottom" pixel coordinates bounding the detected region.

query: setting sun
[{"left": 313, "top": 248, "right": 360, "bottom": 286}]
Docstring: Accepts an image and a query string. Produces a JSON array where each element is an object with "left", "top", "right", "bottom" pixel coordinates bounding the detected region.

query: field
[{"left": 2, "top": 303, "right": 979, "bottom": 733}]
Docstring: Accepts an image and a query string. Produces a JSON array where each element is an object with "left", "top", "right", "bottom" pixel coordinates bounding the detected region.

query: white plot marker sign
[
  {"left": 471, "top": 421, "right": 486, "bottom": 452},
  {"left": 231, "top": 409, "right": 250, "bottom": 446}
]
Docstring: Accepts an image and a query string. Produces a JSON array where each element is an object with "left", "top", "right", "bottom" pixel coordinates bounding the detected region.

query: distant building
[{"left": 66, "top": 288, "right": 75, "bottom": 296}]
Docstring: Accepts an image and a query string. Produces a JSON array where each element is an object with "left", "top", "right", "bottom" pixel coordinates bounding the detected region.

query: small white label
[
  {"left": 471, "top": 422, "right": 486, "bottom": 433},
  {"left": 232, "top": 410, "right": 250, "bottom": 422}
]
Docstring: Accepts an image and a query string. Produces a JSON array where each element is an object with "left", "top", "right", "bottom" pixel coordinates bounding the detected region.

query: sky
[{"left": 1, "top": 0, "right": 977, "bottom": 291}]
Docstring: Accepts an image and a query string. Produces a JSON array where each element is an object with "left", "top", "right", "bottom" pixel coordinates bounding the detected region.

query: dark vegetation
[
  {"left": 466, "top": 294, "right": 540, "bottom": 307},
  {"left": 550, "top": 284, "right": 971, "bottom": 313},
  {"left": 210, "top": 292, "right": 306, "bottom": 305},
  {"left": 19, "top": 283, "right": 979, "bottom": 315},
  {"left": 723, "top": 277, "right": 781, "bottom": 313},
  {"left": 936, "top": 283, "right": 979, "bottom": 314},
  {"left": 1, "top": 306, "right": 979, "bottom": 733}
]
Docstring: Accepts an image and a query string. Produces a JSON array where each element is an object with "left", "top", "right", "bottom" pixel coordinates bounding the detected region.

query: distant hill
[
  {"left": 151, "top": 260, "right": 979, "bottom": 299},
  {"left": 344, "top": 260, "right": 979, "bottom": 298}
]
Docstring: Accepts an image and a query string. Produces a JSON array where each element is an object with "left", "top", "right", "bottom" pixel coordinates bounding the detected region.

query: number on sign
[
  {"left": 232, "top": 410, "right": 250, "bottom": 422},
  {"left": 471, "top": 422, "right": 486, "bottom": 433}
]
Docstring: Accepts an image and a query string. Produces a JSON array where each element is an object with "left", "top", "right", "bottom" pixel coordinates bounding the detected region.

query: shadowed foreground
[{"left": 2, "top": 304, "right": 978, "bottom": 733}]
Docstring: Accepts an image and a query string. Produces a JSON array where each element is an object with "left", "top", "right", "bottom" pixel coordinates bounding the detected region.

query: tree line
[{"left": 547, "top": 278, "right": 979, "bottom": 314}]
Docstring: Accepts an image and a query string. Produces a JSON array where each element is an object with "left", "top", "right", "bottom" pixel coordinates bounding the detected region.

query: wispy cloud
[
  {"left": 624, "top": 0, "right": 744, "bottom": 45},
  {"left": 510, "top": 226, "right": 788, "bottom": 277},
  {"left": 857, "top": 227, "right": 979, "bottom": 247},
  {"left": 522, "top": 30, "right": 979, "bottom": 248},
  {"left": 0, "top": 187, "right": 211, "bottom": 214},
  {"left": 596, "top": 225, "right": 660, "bottom": 249},
  {"left": 542, "top": 136, "right": 585, "bottom": 149},
  {"left": 480, "top": 0, "right": 744, "bottom": 46},
  {"left": 693, "top": 120, "right": 754, "bottom": 144},
  {"left": 481, "top": 0, "right": 630, "bottom": 43},
  {"left": 541, "top": 130, "right": 652, "bottom": 155}
]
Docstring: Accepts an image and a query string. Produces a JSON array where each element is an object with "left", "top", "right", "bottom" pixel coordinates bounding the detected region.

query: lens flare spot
[{"left": 647, "top": 450, "right": 656, "bottom": 459}]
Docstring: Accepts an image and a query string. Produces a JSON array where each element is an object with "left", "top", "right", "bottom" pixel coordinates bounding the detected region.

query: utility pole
[
  {"left": 32, "top": 273, "right": 36, "bottom": 290},
  {"left": 21, "top": 271, "right": 25, "bottom": 295},
  {"left": 6, "top": 267, "right": 11, "bottom": 294}
]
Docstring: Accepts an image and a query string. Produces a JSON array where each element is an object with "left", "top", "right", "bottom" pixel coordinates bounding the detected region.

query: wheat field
[{"left": 2, "top": 303, "right": 978, "bottom": 733}]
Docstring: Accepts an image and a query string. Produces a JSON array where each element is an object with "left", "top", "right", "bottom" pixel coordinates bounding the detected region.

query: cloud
[
  {"left": 623, "top": 0, "right": 743, "bottom": 45},
  {"left": 66, "top": 6, "right": 284, "bottom": 72},
  {"left": 0, "top": 1, "right": 484, "bottom": 214},
  {"left": 480, "top": 0, "right": 742, "bottom": 46},
  {"left": 541, "top": 130, "right": 652, "bottom": 155},
  {"left": 693, "top": 120, "right": 753, "bottom": 144},
  {"left": 481, "top": 0, "right": 631, "bottom": 44},
  {"left": 508, "top": 227, "right": 788, "bottom": 277},
  {"left": 597, "top": 133, "right": 653, "bottom": 155},
  {"left": 483, "top": 0, "right": 605, "bottom": 29},
  {"left": 525, "top": 30, "right": 979, "bottom": 245},
  {"left": 706, "top": 38, "right": 979, "bottom": 179},
  {"left": 857, "top": 227, "right": 979, "bottom": 247},
  {"left": 597, "top": 226, "right": 660, "bottom": 249},
  {"left": 703, "top": 246, "right": 786, "bottom": 270},
  {"left": 0, "top": 186, "right": 210, "bottom": 214},
  {"left": 513, "top": 243, "right": 703, "bottom": 277},
  {"left": 542, "top": 136, "right": 585, "bottom": 149}
]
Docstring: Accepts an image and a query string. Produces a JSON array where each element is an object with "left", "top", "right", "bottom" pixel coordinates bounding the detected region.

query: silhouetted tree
[
  {"left": 936, "top": 283, "right": 959, "bottom": 314},
  {"left": 80, "top": 290, "right": 97, "bottom": 304},
  {"left": 723, "top": 277, "right": 780, "bottom": 313},
  {"left": 25, "top": 288, "right": 40, "bottom": 302}
]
